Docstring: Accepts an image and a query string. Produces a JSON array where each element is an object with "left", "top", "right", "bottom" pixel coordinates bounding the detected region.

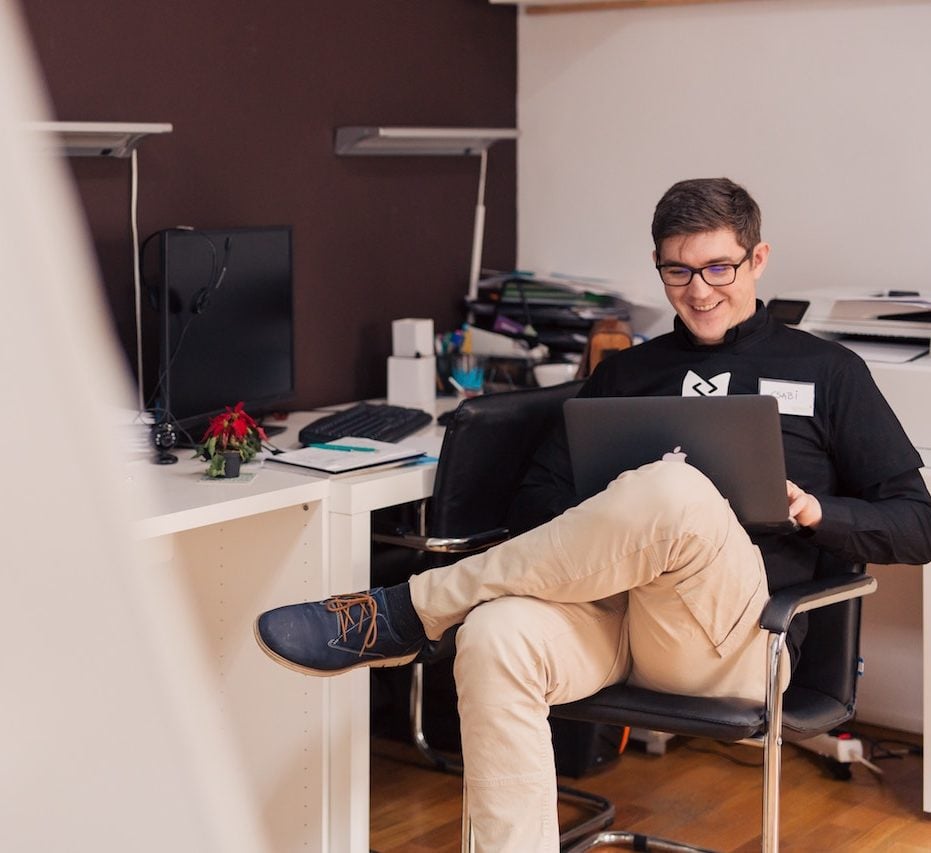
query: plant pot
[{"left": 221, "top": 450, "right": 242, "bottom": 478}]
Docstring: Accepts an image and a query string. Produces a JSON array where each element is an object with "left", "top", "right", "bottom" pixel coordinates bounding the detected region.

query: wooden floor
[{"left": 370, "top": 724, "right": 931, "bottom": 851}]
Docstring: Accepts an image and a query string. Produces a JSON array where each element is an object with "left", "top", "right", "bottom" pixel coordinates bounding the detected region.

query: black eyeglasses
[{"left": 656, "top": 250, "right": 752, "bottom": 288}]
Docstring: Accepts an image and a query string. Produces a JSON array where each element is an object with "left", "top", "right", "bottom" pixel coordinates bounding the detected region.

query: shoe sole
[{"left": 253, "top": 618, "right": 418, "bottom": 677}]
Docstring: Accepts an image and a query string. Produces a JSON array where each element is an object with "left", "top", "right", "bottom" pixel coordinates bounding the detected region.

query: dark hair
[{"left": 651, "top": 178, "right": 761, "bottom": 255}]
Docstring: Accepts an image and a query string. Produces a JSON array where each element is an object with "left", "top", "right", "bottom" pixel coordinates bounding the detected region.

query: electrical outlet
[
  {"left": 795, "top": 731, "right": 883, "bottom": 776},
  {"left": 799, "top": 732, "right": 864, "bottom": 763}
]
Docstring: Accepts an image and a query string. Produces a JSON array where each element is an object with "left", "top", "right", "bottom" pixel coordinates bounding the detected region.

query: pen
[{"left": 309, "top": 443, "right": 377, "bottom": 453}]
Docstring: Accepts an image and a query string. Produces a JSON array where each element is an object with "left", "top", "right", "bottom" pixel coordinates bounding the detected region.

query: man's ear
[{"left": 751, "top": 242, "right": 771, "bottom": 280}]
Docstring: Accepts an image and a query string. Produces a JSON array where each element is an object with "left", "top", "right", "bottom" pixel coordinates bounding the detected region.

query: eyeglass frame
[{"left": 655, "top": 249, "right": 753, "bottom": 288}]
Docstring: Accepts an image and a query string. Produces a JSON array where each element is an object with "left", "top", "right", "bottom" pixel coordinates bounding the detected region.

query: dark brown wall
[{"left": 20, "top": 0, "right": 517, "bottom": 409}]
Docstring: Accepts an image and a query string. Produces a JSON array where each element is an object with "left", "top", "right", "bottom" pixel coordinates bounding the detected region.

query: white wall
[
  {"left": 517, "top": 0, "right": 931, "bottom": 327},
  {"left": 516, "top": 0, "right": 931, "bottom": 733}
]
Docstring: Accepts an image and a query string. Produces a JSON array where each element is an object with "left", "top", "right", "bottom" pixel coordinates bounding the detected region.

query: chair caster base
[{"left": 563, "top": 829, "right": 716, "bottom": 853}]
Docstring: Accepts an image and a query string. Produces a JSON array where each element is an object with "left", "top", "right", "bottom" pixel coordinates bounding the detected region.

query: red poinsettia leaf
[
  {"left": 199, "top": 403, "right": 263, "bottom": 451},
  {"left": 203, "top": 415, "right": 223, "bottom": 440},
  {"left": 233, "top": 403, "right": 256, "bottom": 428}
]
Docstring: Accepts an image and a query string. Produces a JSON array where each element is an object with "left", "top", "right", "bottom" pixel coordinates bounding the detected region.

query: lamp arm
[{"left": 467, "top": 149, "right": 488, "bottom": 301}]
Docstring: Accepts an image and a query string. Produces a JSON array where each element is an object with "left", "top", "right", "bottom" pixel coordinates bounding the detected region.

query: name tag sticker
[{"left": 758, "top": 379, "right": 815, "bottom": 416}]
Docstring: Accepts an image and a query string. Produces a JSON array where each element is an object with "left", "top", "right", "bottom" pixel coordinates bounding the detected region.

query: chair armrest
[
  {"left": 372, "top": 527, "right": 510, "bottom": 554},
  {"left": 759, "top": 573, "right": 876, "bottom": 635}
]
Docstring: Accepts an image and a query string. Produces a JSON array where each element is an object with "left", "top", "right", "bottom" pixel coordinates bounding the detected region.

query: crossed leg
[{"left": 409, "top": 460, "right": 771, "bottom": 852}]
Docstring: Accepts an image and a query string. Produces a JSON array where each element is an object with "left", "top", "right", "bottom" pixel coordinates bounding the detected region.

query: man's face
[{"left": 654, "top": 229, "right": 770, "bottom": 346}]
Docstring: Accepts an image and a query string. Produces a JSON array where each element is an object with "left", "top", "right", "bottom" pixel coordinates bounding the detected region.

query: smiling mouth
[{"left": 691, "top": 301, "right": 723, "bottom": 313}]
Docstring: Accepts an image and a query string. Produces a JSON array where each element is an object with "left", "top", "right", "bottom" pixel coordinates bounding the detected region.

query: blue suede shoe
[{"left": 255, "top": 588, "right": 423, "bottom": 676}]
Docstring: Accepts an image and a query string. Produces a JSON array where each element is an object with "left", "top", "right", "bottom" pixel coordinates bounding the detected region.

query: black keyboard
[{"left": 298, "top": 402, "right": 434, "bottom": 446}]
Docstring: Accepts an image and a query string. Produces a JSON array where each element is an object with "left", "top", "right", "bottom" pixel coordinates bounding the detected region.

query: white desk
[{"left": 131, "top": 408, "right": 445, "bottom": 852}]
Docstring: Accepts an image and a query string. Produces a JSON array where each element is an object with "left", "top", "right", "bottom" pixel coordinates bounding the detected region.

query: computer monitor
[{"left": 148, "top": 226, "right": 294, "bottom": 443}]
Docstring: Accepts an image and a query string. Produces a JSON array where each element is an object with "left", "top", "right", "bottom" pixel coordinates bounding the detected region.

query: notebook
[
  {"left": 564, "top": 395, "right": 793, "bottom": 532},
  {"left": 265, "top": 437, "right": 424, "bottom": 474}
]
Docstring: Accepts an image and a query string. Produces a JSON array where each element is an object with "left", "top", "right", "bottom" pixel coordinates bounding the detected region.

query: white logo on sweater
[{"left": 682, "top": 370, "right": 731, "bottom": 396}]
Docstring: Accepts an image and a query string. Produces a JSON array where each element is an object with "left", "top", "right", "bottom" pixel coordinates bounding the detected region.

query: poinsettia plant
[{"left": 197, "top": 401, "right": 267, "bottom": 478}]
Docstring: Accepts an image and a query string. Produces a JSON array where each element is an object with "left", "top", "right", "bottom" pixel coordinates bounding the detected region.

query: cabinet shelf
[
  {"left": 334, "top": 126, "right": 517, "bottom": 157},
  {"left": 27, "top": 121, "right": 173, "bottom": 158}
]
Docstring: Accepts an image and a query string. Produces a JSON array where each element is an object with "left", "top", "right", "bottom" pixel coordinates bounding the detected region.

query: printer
[
  {"left": 769, "top": 288, "right": 931, "bottom": 462},
  {"left": 769, "top": 288, "right": 931, "bottom": 350}
]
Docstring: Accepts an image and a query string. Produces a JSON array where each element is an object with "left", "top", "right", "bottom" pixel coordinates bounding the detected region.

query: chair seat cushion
[
  {"left": 551, "top": 682, "right": 855, "bottom": 743},
  {"left": 781, "top": 685, "right": 854, "bottom": 739},
  {"left": 551, "top": 684, "right": 765, "bottom": 742}
]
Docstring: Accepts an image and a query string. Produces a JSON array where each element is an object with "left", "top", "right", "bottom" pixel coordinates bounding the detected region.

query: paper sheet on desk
[
  {"left": 840, "top": 339, "right": 929, "bottom": 364},
  {"left": 265, "top": 437, "right": 425, "bottom": 473}
]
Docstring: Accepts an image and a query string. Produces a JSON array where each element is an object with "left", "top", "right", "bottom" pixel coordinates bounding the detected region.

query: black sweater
[{"left": 509, "top": 303, "right": 931, "bottom": 659}]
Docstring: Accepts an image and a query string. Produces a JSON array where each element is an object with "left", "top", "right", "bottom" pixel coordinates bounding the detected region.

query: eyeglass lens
[
  {"left": 657, "top": 251, "right": 750, "bottom": 287},
  {"left": 660, "top": 264, "right": 737, "bottom": 287}
]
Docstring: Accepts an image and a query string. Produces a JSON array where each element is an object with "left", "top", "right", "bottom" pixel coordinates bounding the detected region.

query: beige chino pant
[{"left": 408, "top": 460, "right": 775, "bottom": 853}]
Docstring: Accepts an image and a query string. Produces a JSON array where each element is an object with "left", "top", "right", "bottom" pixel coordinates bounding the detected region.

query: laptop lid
[{"left": 564, "top": 395, "right": 792, "bottom": 533}]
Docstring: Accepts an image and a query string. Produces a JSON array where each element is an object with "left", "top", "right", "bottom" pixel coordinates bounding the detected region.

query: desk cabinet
[{"left": 139, "top": 499, "right": 329, "bottom": 851}]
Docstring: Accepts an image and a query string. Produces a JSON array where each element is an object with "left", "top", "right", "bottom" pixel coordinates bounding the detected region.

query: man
[{"left": 256, "top": 178, "right": 931, "bottom": 851}]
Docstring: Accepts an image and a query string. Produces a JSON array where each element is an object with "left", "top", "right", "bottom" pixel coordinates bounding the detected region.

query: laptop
[{"left": 564, "top": 395, "right": 793, "bottom": 533}]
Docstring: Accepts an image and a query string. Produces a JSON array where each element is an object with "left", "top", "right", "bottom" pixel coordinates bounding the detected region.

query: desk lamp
[
  {"left": 334, "top": 126, "right": 518, "bottom": 301},
  {"left": 29, "top": 122, "right": 176, "bottom": 463},
  {"left": 27, "top": 121, "right": 173, "bottom": 415}
]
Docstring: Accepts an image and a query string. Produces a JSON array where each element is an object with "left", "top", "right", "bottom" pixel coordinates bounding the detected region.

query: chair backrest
[
  {"left": 429, "top": 381, "right": 583, "bottom": 539},
  {"left": 784, "top": 556, "right": 866, "bottom": 732}
]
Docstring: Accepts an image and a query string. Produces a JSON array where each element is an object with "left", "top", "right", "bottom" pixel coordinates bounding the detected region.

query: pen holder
[{"left": 450, "top": 354, "right": 485, "bottom": 397}]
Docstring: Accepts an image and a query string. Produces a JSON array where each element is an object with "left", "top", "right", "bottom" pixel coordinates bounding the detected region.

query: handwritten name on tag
[{"left": 758, "top": 379, "right": 815, "bottom": 416}]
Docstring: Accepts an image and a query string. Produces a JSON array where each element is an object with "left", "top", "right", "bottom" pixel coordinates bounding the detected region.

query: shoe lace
[{"left": 325, "top": 593, "right": 378, "bottom": 654}]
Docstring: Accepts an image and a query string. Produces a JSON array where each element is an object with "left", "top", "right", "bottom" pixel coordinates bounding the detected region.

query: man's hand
[{"left": 787, "top": 480, "right": 822, "bottom": 529}]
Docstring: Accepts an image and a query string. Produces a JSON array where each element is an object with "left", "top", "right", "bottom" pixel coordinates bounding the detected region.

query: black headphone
[
  {"left": 190, "top": 234, "right": 233, "bottom": 315},
  {"left": 141, "top": 228, "right": 233, "bottom": 316},
  {"left": 139, "top": 228, "right": 235, "bottom": 423}
]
